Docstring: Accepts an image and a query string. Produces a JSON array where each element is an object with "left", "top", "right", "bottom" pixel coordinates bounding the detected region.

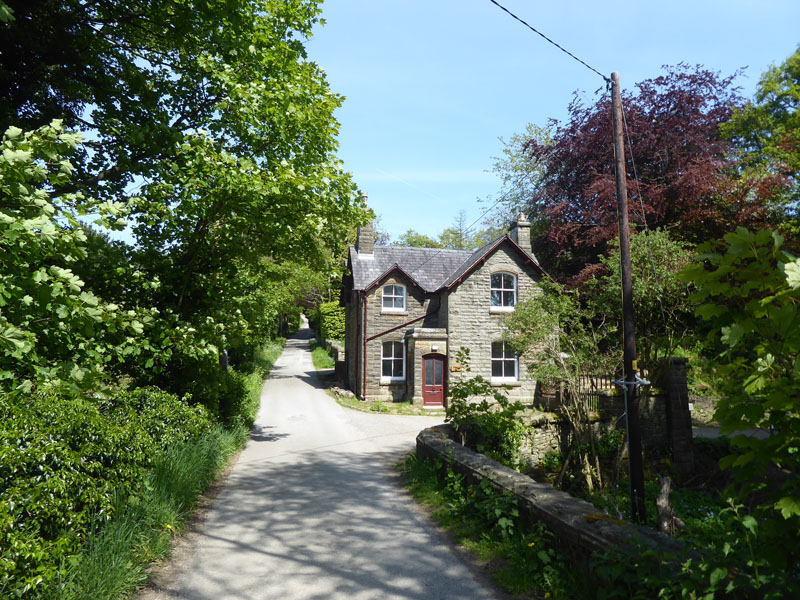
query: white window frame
[
  {"left": 490, "top": 272, "right": 516, "bottom": 311},
  {"left": 491, "top": 341, "right": 518, "bottom": 382},
  {"left": 381, "top": 340, "right": 406, "bottom": 381},
  {"left": 382, "top": 283, "right": 406, "bottom": 312}
]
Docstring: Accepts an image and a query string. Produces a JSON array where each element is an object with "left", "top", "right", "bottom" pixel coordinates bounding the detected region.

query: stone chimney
[
  {"left": 509, "top": 213, "right": 532, "bottom": 255},
  {"left": 355, "top": 191, "right": 374, "bottom": 255}
]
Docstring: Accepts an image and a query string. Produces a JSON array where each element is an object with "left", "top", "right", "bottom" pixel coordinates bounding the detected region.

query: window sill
[
  {"left": 491, "top": 378, "right": 521, "bottom": 387},
  {"left": 489, "top": 306, "right": 515, "bottom": 314},
  {"left": 381, "top": 309, "right": 408, "bottom": 316},
  {"left": 380, "top": 377, "right": 406, "bottom": 385}
]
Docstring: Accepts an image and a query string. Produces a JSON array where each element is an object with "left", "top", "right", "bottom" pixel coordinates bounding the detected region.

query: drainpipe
[
  {"left": 353, "top": 292, "right": 359, "bottom": 395},
  {"left": 365, "top": 296, "right": 441, "bottom": 344},
  {"left": 362, "top": 292, "right": 368, "bottom": 400}
]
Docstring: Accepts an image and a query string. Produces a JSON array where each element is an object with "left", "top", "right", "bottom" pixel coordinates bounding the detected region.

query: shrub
[
  {"left": 0, "top": 386, "right": 212, "bottom": 597},
  {"left": 445, "top": 348, "right": 526, "bottom": 469},
  {"left": 318, "top": 301, "right": 345, "bottom": 342}
]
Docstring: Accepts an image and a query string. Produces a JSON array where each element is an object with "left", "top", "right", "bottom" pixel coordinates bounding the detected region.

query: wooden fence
[{"left": 544, "top": 370, "right": 651, "bottom": 412}]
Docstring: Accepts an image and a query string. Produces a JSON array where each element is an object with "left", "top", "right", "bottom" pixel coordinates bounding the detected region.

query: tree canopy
[
  {"left": 499, "top": 65, "right": 784, "bottom": 282},
  {"left": 723, "top": 46, "right": 800, "bottom": 236},
  {"left": 0, "top": 0, "right": 369, "bottom": 395},
  {"left": 391, "top": 210, "right": 503, "bottom": 251}
]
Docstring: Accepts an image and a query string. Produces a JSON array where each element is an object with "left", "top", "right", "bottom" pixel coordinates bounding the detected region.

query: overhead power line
[{"left": 487, "top": 0, "right": 610, "bottom": 83}]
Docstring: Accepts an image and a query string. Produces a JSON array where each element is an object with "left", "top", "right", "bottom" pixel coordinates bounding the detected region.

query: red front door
[{"left": 422, "top": 354, "right": 446, "bottom": 407}]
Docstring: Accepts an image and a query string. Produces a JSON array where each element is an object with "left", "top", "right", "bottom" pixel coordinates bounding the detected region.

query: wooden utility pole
[{"left": 611, "top": 72, "right": 647, "bottom": 524}]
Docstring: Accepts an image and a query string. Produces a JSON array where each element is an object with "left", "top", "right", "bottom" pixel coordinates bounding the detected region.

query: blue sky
[{"left": 306, "top": 0, "right": 800, "bottom": 242}]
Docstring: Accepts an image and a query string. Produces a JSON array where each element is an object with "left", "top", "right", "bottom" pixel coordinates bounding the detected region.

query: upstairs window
[
  {"left": 382, "top": 341, "right": 405, "bottom": 380},
  {"left": 490, "top": 273, "right": 516, "bottom": 307},
  {"left": 382, "top": 284, "right": 406, "bottom": 311},
  {"left": 491, "top": 341, "right": 518, "bottom": 380}
]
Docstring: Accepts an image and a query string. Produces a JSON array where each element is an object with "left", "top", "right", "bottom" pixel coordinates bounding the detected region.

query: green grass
[
  {"left": 253, "top": 338, "right": 285, "bottom": 377},
  {"left": 45, "top": 425, "right": 242, "bottom": 600},
  {"left": 309, "top": 338, "right": 335, "bottom": 369},
  {"left": 334, "top": 393, "right": 445, "bottom": 416},
  {"left": 34, "top": 339, "right": 285, "bottom": 600},
  {"left": 401, "top": 452, "right": 579, "bottom": 598}
]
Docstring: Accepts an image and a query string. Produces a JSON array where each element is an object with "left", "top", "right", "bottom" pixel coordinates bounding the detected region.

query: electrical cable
[{"left": 487, "top": 0, "right": 610, "bottom": 83}]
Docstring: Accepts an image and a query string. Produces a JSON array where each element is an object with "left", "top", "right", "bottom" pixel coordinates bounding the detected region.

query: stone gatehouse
[{"left": 340, "top": 212, "right": 545, "bottom": 408}]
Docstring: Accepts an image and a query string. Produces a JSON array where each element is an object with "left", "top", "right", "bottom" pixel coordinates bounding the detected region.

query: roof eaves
[
  {"left": 362, "top": 263, "right": 428, "bottom": 294},
  {"left": 442, "top": 235, "right": 548, "bottom": 290}
]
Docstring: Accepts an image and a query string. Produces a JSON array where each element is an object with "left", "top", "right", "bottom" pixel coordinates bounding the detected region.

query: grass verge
[
  {"left": 38, "top": 339, "right": 285, "bottom": 600},
  {"left": 309, "top": 337, "right": 335, "bottom": 370},
  {"left": 45, "top": 426, "right": 242, "bottom": 600},
  {"left": 335, "top": 393, "right": 445, "bottom": 416}
]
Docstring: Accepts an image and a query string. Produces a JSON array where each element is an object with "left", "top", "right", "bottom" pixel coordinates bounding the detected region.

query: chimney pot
[{"left": 509, "top": 213, "right": 532, "bottom": 256}]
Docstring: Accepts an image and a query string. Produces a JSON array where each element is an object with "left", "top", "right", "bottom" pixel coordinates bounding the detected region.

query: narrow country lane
[{"left": 139, "top": 324, "right": 502, "bottom": 600}]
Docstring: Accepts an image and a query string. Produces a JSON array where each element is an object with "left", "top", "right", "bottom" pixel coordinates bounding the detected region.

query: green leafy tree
[
  {"left": 505, "top": 280, "right": 620, "bottom": 491},
  {"left": 445, "top": 348, "right": 526, "bottom": 468},
  {"left": 582, "top": 229, "right": 696, "bottom": 365},
  {"left": 394, "top": 229, "right": 442, "bottom": 248},
  {"left": 438, "top": 210, "right": 474, "bottom": 250},
  {"left": 0, "top": 0, "right": 368, "bottom": 301},
  {"left": 723, "top": 45, "right": 800, "bottom": 233},
  {"left": 483, "top": 123, "right": 551, "bottom": 226},
  {"left": 1, "top": 0, "right": 371, "bottom": 401},
  {"left": 680, "top": 227, "right": 800, "bottom": 568},
  {"left": 0, "top": 121, "right": 151, "bottom": 392}
]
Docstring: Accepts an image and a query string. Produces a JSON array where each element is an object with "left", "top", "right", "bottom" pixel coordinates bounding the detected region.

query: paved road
[{"left": 141, "top": 325, "right": 500, "bottom": 600}]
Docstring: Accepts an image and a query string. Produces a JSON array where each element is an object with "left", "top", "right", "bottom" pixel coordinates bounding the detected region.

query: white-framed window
[
  {"left": 382, "top": 284, "right": 406, "bottom": 311},
  {"left": 490, "top": 272, "right": 516, "bottom": 308},
  {"left": 491, "top": 341, "right": 518, "bottom": 380},
  {"left": 382, "top": 340, "right": 405, "bottom": 380}
]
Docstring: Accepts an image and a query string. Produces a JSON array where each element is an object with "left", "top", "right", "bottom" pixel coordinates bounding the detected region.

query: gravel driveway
[{"left": 137, "top": 324, "right": 501, "bottom": 600}]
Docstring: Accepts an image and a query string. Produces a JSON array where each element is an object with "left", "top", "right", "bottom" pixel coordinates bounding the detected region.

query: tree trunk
[{"left": 657, "top": 474, "right": 674, "bottom": 534}]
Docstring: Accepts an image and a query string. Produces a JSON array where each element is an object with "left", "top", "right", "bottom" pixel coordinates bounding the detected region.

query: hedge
[
  {"left": 318, "top": 301, "right": 345, "bottom": 342},
  {"left": 0, "top": 386, "right": 213, "bottom": 597}
]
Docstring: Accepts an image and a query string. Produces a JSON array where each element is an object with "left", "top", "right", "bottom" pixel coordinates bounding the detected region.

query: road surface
[{"left": 139, "top": 324, "right": 500, "bottom": 600}]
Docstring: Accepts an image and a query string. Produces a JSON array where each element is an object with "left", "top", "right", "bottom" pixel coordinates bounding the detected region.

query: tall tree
[
  {"left": 582, "top": 229, "right": 695, "bottom": 365},
  {"left": 0, "top": 0, "right": 370, "bottom": 394},
  {"left": 394, "top": 230, "right": 442, "bottom": 248},
  {"left": 723, "top": 46, "right": 800, "bottom": 236},
  {"left": 0, "top": 0, "right": 367, "bottom": 277},
  {"left": 438, "top": 210, "right": 473, "bottom": 250},
  {"left": 514, "top": 65, "right": 779, "bottom": 281}
]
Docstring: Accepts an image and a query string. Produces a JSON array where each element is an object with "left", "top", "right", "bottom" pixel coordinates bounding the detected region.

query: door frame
[{"left": 421, "top": 352, "right": 447, "bottom": 407}]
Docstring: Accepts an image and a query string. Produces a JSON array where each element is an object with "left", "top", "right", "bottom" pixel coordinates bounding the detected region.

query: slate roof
[
  {"left": 349, "top": 245, "right": 473, "bottom": 293},
  {"left": 441, "top": 235, "right": 544, "bottom": 288}
]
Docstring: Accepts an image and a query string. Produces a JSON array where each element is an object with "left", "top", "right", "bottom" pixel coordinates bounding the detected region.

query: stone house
[{"left": 340, "top": 214, "right": 546, "bottom": 408}]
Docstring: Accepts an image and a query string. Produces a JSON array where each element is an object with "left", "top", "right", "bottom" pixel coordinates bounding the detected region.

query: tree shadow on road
[{"left": 148, "top": 448, "right": 500, "bottom": 600}]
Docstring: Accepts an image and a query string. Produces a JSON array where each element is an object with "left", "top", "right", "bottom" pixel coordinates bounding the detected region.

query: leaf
[
  {"left": 720, "top": 324, "right": 745, "bottom": 347},
  {"left": 695, "top": 304, "right": 725, "bottom": 320},
  {"left": 784, "top": 258, "right": 800, "bottom": 290},
  {"left": 775, "top": 496, "right": 800, "bottom": 519},
  {"left": 709, "top": 567, "right": 727, "bottom": 587},
  {"left": 4, "top": 126, "right": 23, "bottom": 139},
  {"left": 740, "top": 515, "right": 758, "bottom": 535}
]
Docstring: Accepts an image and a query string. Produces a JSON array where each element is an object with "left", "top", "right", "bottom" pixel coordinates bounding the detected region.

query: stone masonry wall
[
  {"left": 521, "top": 393, "right": 670, "bottom": 467},
  {"left": 362, "top": 273, "right": 438, "bottom": 402},
  {"left": 446, "top": 245, "right": 541, "bottom": 401},
  {"left": 417, "top": 424, "right": 684, "bottom": 571},
  {"left": 344, "top": 291, "right": 358, "bottom": 392}
]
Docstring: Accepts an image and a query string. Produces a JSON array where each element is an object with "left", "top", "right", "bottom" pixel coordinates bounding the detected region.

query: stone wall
[
  {"left": 521, "top": 394, "right": 669, "bottom": 468},
  {"left": 446, "top": 245, "right": 541, "bottom": 401},
  {"left": 527, "top": 359, "right": 694, "bottom": 476},
  {"left": 362, "top": 273, "right": 438, "bottom": 402},
  {"left": 417, "top": 424, "right": 685, "bottom": 569}
]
